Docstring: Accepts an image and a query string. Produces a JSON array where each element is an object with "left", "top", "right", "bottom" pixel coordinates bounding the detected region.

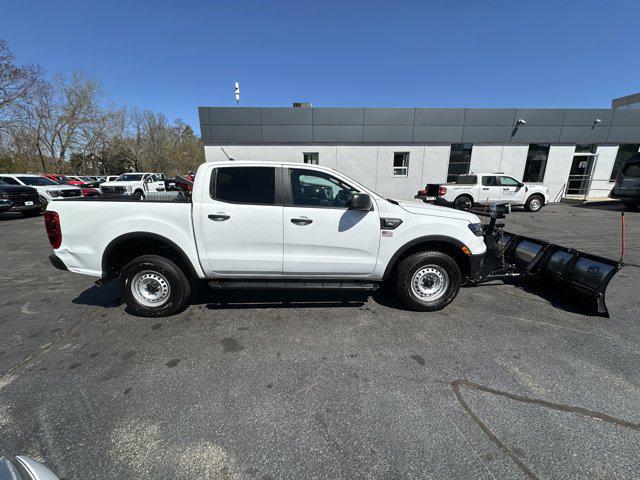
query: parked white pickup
[
  {"left": 420, "top": 173, "right": 548, "bottom": 212},
  {"left": 47, "top": 162, "right": 488, "bottom": 317},
  {"left": 100, "top": 172, "right": 165, "bottom": 198}
]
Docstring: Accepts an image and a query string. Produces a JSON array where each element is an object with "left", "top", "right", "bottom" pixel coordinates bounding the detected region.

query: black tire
[
  {"left": 22, "top": 209, "right": 41, "bottom": 217},
  {"left": 525, "top": 194, "right": 544, "bottom": 212},
  {"left": 453, "top": 195, "right": 473, "bottom": 210},
  {"left": 121, "top": 254, "right": 191, "bottom": 317},
  {"left": 133, "top": 190, "right": 144, "bottom": 200},
  {"left": 393, "top": 251, "right": 461, "bottom": 311},
  {"left": 622, "top": 202, "right": 639, "bottom": 211}
]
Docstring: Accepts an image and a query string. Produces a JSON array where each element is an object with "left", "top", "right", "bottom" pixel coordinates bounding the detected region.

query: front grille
[
  {"left": 59, "top": 189, "right": 82, "bottom": 197},
  {"left": 3, "top": 191, "right": 39, "bottom": 203},
  {"left": 101, "top": 186, "right": 126, "bottom": 194}
]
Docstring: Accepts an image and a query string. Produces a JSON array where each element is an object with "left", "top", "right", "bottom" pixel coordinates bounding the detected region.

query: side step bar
[{"left": 208, "top": 280, "right": 379, "bottom": 290}]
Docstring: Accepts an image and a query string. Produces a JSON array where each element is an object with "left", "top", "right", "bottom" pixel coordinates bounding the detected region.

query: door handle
[
  {"left": 291, "top": 217, "right": 313, "bottom": 225},
  {"left": 482, "top": 187, "right": 489, "bottom": 190},
  {"left": 503, "top": 188, "right": 510, "bottom": 190},
  {"left": 208, "top": 214, "right": 230, "bottom": 221}
]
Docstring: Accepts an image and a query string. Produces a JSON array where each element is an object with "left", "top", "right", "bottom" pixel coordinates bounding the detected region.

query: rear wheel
[
  {"left": 121, "top": 255, "right": 191, "bottom": 317},
  {"left": 393, "top": 251, "right": 461, "bottom": 311},
  {"left": 525, "top": 194, "right": 544, "bottom": 212},
  {"left": 454, "top": 195, "right": 473, "bottom": 210}
]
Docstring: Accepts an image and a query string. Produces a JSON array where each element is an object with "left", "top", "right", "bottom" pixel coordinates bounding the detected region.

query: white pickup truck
[
  {"left": 100, "top": 172, "right": 165, "bottom": 199},
  {"left": 45, "top": 161, "right": 489, "bottom": 316},
  {"left": 417, "top": 173, "right": 548, "bottom": 212}
]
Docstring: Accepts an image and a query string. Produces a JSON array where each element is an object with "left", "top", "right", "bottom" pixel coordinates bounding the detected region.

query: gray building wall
[{"left": 199, "top": 107, "right": 640, "bottom": 202}]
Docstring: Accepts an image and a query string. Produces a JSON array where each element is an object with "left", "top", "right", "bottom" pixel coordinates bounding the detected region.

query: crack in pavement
[{"left": 452, "top": 379, "right": 640, "bottom": 480}]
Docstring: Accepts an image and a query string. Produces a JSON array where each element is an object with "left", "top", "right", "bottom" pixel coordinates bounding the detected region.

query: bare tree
[{"left": 0, "top": 38, "right": 42, "bottom": 135}]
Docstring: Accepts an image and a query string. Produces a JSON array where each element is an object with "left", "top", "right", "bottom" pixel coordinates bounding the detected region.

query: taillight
[
  {"left": 44, "top": 211, "right": 62, "bottom": 249},
  {"left": 438, "top": 186, "right": 447, "bottom": 196}
]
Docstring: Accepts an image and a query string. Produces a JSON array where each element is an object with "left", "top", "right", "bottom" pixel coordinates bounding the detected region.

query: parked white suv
[
  {"left": 100, "top": 172, "right": 165, "bottom": 198},
  {"left": 418, "top": 173, "right": 548, "bottom": 212},
  {"left": 0, "top": 173, "right": 82, "bottom": 209}
]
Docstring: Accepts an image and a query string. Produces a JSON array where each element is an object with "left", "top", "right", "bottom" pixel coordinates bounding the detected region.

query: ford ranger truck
[
  {"left": 417, "top": 173, "right": 548, "bottom": 212},
  {"left": 45, "top": 162, "right": 487, "bottom": 317}
]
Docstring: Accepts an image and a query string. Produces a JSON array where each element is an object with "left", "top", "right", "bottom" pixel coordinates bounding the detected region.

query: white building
[{"left": 199, "top": 99, "right": 640, "bottom": 202}]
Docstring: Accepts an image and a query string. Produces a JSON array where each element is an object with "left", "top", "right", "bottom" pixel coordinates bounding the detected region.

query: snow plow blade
[{"left": 497, "top": 233, "right": 622, "bottom": 316}]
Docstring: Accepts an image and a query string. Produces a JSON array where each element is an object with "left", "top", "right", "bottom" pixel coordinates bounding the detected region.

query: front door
[
  {"left": 567, "top": 153, "right": 595, "bottom": 195},
  {"left": 196, "top": 166, "right": 283, "bottom": 276},
  {"left": 283, "top": 168, "right": 380, "bottom": 276},
  {"left": 498, "top": 176, "right": 527, "bottom": 204}
]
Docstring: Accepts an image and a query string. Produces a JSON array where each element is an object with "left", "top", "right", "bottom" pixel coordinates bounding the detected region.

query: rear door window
[
  {"left": 456, "top": 175, "right": 477, "bottom": 185},
  {"left": 482, "top": 176, "right": 498, "bottom": 186},
  {"left": 212, "top": 167, "right": 276, "bottom": 205}
]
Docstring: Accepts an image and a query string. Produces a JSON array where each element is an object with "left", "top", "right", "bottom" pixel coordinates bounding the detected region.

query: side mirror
[{"left": 348, "top": 193, "right": 372, "bottom": 210}]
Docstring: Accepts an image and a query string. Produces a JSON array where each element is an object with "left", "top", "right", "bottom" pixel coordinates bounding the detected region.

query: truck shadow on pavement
[{"left": 72, "top": 280, "right": 123, "bottom": 308}]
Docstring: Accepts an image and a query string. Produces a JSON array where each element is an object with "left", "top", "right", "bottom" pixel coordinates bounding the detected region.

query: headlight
[
  {"left": 467, "top": 223, "right": 484, "bottom": 237},
  {"left": 125, "top": 185, "right": 132, "bottom": 192},
  {"left": 47, "top": 190, "right": 61, "bottom": 198},
  {"left": 0, "top": 199, "right": 12, "bottom": 206}
]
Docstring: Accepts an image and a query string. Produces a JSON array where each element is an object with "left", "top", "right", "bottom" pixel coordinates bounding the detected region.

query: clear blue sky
[{"left": 2, "top": 0, "right": 639, "bottom": 131}]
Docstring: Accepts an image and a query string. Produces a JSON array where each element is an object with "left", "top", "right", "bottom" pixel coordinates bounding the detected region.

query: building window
[
  {"left": 523, "top": 144, "right": 550, "bottom": 182},
  {"left": 611, "top": 144, "right": 640, "bottom": 180},
  {"left": 303, "top": 152, "right": 319, "bottom": 165},
  {"left": 393, "top": 152, "right": 409, "bottom": 176},
  {"left": 447, "top": 143, "right": 473, "bottom": 182}
]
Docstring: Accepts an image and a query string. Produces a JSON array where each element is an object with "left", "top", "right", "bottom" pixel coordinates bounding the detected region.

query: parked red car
[{"left": 41, "top": 174, "right": 99, "bottom": 197}]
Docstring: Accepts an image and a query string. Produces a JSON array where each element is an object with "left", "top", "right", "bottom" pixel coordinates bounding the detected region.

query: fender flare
[
  {"left": 382, "top": 235, "right": 469, "bottom": 279},
  {"left": 101, "top": 232, "right": 199, "bottom": 278}
]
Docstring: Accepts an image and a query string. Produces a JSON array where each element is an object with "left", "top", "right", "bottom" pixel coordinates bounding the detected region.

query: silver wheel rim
[
  {"left": 131, "top": 270, "right": 170, "bottom": 307},
  {"left": 410, "top": 265, "right": 449, "bottom": 301},
  {"left": 530, "top": 198, "right": 541, "bottom": 210}
]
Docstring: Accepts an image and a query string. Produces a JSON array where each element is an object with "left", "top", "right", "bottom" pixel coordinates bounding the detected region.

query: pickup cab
[
  {"left": 46, "top": 162, "right": 487, "bottom": 317},
  {"left": 417, "top": 173, "right": 548, "bottom": 212},
  {"left": 100, "top": 172, "right": 165, "bottom": 199}
]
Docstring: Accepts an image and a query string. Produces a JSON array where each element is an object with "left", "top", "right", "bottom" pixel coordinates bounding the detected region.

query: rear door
[
  {"left": 498, "top": 176, "right": 527, "bottom": 204},
  {"left": 282, "top": 167, "right": 380, "bottom": 276},
  {"left": 195, "top": 165, "right": 284, "bottom": 276},
  {"left": 479, "top": 175, "right": 501, "bottom": 203}
]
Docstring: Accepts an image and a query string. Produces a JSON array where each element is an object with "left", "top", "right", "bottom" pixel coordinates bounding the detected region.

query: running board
[{"left": 208, "top": 280, "right": 379, "bottom": 290}]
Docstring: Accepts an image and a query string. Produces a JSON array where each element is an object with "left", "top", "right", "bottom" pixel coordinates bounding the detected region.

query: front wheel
[
  {"left": 23, "top": 209, "right": 41, "bottom": 217},
  {"left": 121, "top": 255, "right": 191, "bottom": 317},
  {"left": 525, "top": 194, "right": 544, "bottom": 212},
  {"left": 393, "top": 251, "right": 461, "bottom": 311}
]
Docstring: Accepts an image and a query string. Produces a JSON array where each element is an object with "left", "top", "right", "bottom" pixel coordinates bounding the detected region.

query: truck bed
[{"left": 49, "top": 197, "right": 197, "bottom": 277}]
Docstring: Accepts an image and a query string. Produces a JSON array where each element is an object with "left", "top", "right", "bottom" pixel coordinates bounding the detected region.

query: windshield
[
  {"left": 79, "top": 176, "right": 93, "bottom": 181},
  {"left": 17, "top": 176, "right": 59, "bottom": 186},
  {"left": 115, "top": 174, "right": 143, "bottom": 181}
]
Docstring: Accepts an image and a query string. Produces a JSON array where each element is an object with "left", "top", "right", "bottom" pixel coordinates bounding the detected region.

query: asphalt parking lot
[{"left": 1, "top": 202, "right": 639, "bottom": 480}]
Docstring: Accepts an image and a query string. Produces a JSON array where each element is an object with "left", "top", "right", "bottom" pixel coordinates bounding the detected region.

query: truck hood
[
  {"left": 397, "top": 200, "right": 480, "bottom": 223},
  {"left": 101, "top": 181, "right": 137, "bottom": 187},
  {"left": 0, "top": 185, "right": 38, "bottom": 194},
  {"left": 40, "top": 184, "right": 79, "bottom": 191}
]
